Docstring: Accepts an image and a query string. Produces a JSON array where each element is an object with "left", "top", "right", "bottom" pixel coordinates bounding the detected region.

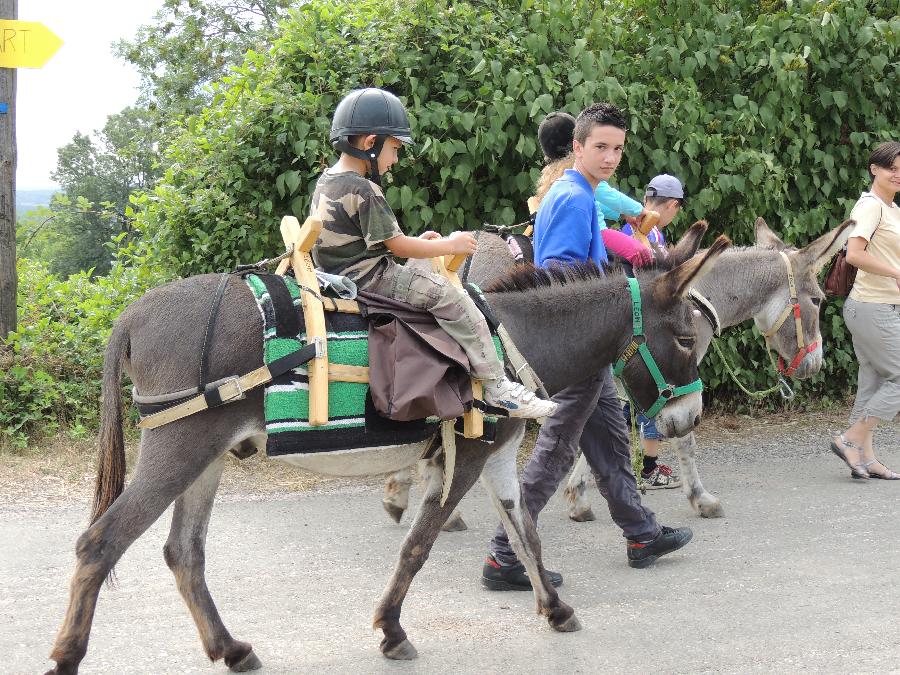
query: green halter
[{"left": 612, "top": 277, "right": 704, "bottom": 418}]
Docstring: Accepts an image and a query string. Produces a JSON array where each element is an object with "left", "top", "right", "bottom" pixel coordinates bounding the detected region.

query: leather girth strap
[{"left": 136, "top": 342, "right": 320, "bottom": 430}]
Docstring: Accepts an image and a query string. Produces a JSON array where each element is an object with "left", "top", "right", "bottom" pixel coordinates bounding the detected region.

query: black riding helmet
[
  {"left": 330, "top": 88, "right": 413, "bottom": 185},
  {"left": 537, "top": 111, "right": 575, "bottom": 162}
]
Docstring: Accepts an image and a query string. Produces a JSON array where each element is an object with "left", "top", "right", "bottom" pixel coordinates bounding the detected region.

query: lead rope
[{"left": 709, "top": 337, "right": 794, "bottom": 400}]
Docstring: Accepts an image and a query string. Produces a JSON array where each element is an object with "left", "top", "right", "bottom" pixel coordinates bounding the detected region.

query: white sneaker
[{"left": 482, "top": 378, "right": 558, "bottom": 419}]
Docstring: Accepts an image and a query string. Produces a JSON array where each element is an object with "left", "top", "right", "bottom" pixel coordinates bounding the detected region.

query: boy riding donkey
[
  {"left": 311, "top": 87, "right": 557, "bottom": 419},
  {"left": 482, "top": 103, "right": 694, "bottom": 592}
]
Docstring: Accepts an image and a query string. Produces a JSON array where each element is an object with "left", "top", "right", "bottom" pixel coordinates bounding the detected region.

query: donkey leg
[
  {"left": 163, "top": 455, "right": 262, "bottom": 672},
  {"left": 373, "top": 446, "right": 487, "bottom": 660},
  {"left": 382, "top": 468, "right": 413, "bottom": 524},
  {"left": 563, "top": 452, "right": 596, "bottom": 522},
  {"left": 47, "top": 434, "right": 226, "bottom": 675},
  {"left": 673, "top": 432, "right": 724, "bottom": 518},
  {"left": 480, "top": 430, "right": 580, "bottom": 633},
  {"left": 431, "top": 455, "right": 468, "bottom": 531}
]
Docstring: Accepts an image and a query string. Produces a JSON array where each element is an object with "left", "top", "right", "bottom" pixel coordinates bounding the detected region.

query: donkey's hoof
[
  {"left": 382, "top": 638, "right": 418, "bottom": 660},
  {"left": 441, "top": 513, "right": 468, "bottom": 532},
  {"left": 551, "top": 613, "right": 582, "bottom": 633},
  {"left": 382, "top": 501, "right": 405, "bottom": 524},
  {"left": 698, "top": 499, "right": 725, "bottom": 519},
  {"left": 229, "top": 650, "right": 262, "bottom": 672},
  {"left": 568, "top": 508, "right": 596, "bottom": 522},
  {"left": 46, "top": 663, "right": 78, "bottom": 675}
]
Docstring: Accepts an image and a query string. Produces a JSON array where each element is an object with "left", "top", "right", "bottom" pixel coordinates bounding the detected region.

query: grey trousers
[
  {"left": 844, "top": 297, "right": 900, "bottom": 424},
  {"left": 365, "top": 261, "right": 504, "bottom": 381},
  {"left": 490, "top": 367, "right": 660, "bottom": 564}
]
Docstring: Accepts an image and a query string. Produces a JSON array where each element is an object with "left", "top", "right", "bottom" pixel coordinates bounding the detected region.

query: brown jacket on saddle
[{"left": 360, "top": 290, "right": 474, "bottom": 422}]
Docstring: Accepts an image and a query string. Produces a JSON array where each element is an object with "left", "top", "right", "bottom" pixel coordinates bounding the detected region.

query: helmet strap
[{"left": 333, "top": 136, "right": 386, "bottom": 186}]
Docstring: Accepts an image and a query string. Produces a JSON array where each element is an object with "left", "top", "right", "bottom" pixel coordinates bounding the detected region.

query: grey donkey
[
  {"left": 562, "top": 217, "right": 854, "bottom": 519},
  {"left": 384, "top": 217, "right": 852, "bottom": 530},
  {"left": 44, "top": 222, "right": 728, "bottom": 674}
]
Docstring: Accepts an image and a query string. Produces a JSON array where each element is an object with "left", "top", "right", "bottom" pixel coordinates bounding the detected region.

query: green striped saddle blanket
[{"left": 244, "top": 273, "right": 496, "bottom": 456}]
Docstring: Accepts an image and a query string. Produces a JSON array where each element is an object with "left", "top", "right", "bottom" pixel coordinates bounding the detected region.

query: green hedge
[{"left": 131, "top": 0, "right": 900, "bottom": 407}]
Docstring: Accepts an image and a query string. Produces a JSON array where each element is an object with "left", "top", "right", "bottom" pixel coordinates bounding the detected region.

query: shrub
[
  {"left": 0, "top": 249, "right": 169, "bottom": 449},
  {"left": 132, "top": 0, "right": 898, "bottom": 407}
]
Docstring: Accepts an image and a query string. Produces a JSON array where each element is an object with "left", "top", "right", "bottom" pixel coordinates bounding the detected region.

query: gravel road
[{"left": 3, "top": 410, "right": 900, "bottom": 674}]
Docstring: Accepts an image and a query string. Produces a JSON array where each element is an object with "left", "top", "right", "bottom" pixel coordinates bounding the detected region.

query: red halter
[{"left": 761, "top": 252, "right": 819, "bottom": 377}]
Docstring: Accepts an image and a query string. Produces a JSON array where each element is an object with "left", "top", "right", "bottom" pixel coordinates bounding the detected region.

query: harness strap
[
  {"left": 459, "top": 230, "right": 479, "bottom": 284},
  {"left": 761, "top": 251, "right": 818, "bottom": 377},
  {"left": 440, "top": 420, "right": 456, "bottom": 507},
  {"left": 688, "top": 289, "right": 721, "bottom": 336},
  {"left": 613, "top": 277, "right": 704, "bottom": 418},
  {"left": 627, "top": 276, "right": 644, "bottom": 337},
  {"left": 136, "top": 341, "right": 320, "bottom": 430},
  {"left": 198, "top": 273, "right": 230, "bottom": 391}
]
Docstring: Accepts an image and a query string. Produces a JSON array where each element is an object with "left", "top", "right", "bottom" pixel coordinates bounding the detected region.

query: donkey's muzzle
[{"left": 657, "top": 391, "right": 704, "bottom": 439}]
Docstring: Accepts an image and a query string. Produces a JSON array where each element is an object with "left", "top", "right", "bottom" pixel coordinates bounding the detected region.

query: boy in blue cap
[{"left": 621, "top": 174, "right": 687, "bottom": 488}]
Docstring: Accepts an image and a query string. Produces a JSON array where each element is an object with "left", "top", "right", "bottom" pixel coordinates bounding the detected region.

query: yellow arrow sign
[{"left": 0, "top": 21, "right": 63, "bottom": 69}]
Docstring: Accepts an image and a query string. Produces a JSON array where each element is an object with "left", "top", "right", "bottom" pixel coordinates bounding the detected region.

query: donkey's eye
[
  {"left": 676, "top": 336, "right": 695, "bottom": 350},
  {"left": 811, "top": 297, "right": 822, "bottom": 307}
]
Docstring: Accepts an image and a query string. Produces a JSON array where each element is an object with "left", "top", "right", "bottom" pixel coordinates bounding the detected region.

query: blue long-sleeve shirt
[
  {"left": 533, "top": 169, "right": 608, "bottom": 268},
  {"left": 594, "top": 180, "right": 642, "bottom": 225}
]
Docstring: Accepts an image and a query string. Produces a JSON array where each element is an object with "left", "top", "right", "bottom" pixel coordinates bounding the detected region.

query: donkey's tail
[{"left": 90, "top": 318, "right": 130, "bottom": 526}]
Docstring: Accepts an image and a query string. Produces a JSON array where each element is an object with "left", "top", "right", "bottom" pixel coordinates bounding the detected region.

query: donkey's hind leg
[
  {"left": 479, "top": 424, "right": 580, "bottom": 633},
  {"left": 563, "top": 452, "right": 596, "bottom": 522},
  {"left": 47, "top": 429, "right": 225, "bottom": 675},
  {"left": 672, "top": 431, "right": 724, "bottom": 518},
  {"left": 373, "top": 445, "right": 488, "bottom": 660},
  {"left": 163, "top": 454, "right": 262, "bottom": 672}
]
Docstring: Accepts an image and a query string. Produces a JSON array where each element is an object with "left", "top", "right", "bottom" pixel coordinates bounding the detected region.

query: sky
[{"left": 15, "top": 0, "right": 165, "bottom": 189}]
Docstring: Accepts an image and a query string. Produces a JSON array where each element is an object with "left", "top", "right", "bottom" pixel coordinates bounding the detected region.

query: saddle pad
[{"left": 244, "top": 273, "right": 498, "bottom": 456}]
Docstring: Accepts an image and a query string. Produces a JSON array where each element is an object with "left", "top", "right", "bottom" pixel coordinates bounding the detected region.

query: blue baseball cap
[{"left": 645, "top": 174, "right": 685, "bottom": 200}]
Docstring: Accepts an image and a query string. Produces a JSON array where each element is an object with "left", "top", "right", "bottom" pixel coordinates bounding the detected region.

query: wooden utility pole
[{"left": 0, "top": 0, "right": 17, "bottom": 339}]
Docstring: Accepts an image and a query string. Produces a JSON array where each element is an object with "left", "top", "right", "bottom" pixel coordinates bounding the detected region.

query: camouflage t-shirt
[{"left": 309, "top": 169, "right": 403, "bottom": 282}]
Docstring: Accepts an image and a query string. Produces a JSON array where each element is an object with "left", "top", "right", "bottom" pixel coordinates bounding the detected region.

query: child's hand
[
  {"left": 624, "top": 209, "right": 651, "bottom": 229},
  {"left": 418, "top": 230, "right": 442, "bottom": 240},
  {"left": 448, "top": 231, "right": 478, "bottom": 255}
]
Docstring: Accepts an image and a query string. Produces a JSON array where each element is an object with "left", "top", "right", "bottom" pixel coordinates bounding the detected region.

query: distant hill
[{"left": 17, "top": 188, "right": 58, "bottom": 214}]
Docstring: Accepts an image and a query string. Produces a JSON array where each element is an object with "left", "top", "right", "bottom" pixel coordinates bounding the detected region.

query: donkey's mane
[
  {"left": 485, "top": 262, "right": 602, "bottom": 294},
  {"left": 723, "top": 244, "right": 798, "bottom": 254},
  {"left": 485, "top": 257, "right": 676, "bottom": 295}
]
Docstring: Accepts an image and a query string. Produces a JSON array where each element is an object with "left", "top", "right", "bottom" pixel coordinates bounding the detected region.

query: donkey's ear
[
  {"left": 668, "top": 220, "right": 708, "bottom": 266},
  {"left": 793, "top": 218, "right": 855, "bottom": 272},
  {"left": 754, "top": 217, "right": 788, "bottom": 250},
  {"left": 653, "top": 235, "right": 731, "bottom": 305}
]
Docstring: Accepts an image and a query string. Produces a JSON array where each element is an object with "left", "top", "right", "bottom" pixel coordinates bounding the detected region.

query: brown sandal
[
  {"left": 863, "top": 458, "right": 900, "bottom": 480},
  {"left": 830, "top": 435, "right": 869, "bottom": 480}
]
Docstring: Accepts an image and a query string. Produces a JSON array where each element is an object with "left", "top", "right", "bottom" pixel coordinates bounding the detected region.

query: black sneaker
[
  {"left": 627, "top": 525, "right": 693, "bottom": 569},
  {"left": 481, "top": 555, "right": 563, "bottom": 591}
]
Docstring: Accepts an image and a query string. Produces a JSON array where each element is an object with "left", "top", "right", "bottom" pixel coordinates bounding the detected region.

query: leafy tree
[
  {"left": 114, "top": 0, "right": 291, "bottom": 122},
  {"left": 20, "top": 107, "right": 161, "bottom": 276}
]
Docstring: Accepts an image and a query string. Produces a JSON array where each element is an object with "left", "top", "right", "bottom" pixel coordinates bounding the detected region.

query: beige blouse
[{"left": 848, "top": 192, "right": 900, "bottom": 304}]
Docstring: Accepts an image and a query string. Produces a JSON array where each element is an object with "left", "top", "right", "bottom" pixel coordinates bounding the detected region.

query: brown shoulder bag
[
  {"left": 824, "top": 196, "right": 884, "bottom": 298},
  {"left": 823, "top": 247, "right": 857, "bottom": 297}
]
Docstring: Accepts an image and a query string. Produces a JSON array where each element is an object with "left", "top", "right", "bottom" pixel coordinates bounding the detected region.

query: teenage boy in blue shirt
[{"left": 482, "top": 103, "right": 694, "bottom": 591}]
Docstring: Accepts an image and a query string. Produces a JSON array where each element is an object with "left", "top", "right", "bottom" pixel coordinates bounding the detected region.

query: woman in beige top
[{"left": 830, "top": 141, "right": 900, "bottom": 480}]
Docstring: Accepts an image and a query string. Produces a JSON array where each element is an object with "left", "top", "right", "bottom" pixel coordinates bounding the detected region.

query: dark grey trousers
[{"left": 490, "top": 367, "right": 660, "bottom": 564}]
